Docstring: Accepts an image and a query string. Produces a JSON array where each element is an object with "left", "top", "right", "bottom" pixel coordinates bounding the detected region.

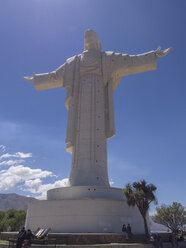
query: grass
[{"left": 0, "top": 240, "right": 8, "bottom": 244}]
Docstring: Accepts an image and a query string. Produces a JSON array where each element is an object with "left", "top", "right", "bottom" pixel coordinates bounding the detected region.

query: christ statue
[{"left": 24, "top": 30, "right": 171, "bottom": 188}]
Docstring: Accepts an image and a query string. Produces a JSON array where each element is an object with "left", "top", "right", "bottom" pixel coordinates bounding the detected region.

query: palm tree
[{"left": 123, "top": 180, "right": 157, "bottom": 237}]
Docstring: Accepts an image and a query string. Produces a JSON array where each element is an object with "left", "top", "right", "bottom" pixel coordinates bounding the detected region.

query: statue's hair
[{"left": 84, "top": 29, "right": 102, "bottom": 51}]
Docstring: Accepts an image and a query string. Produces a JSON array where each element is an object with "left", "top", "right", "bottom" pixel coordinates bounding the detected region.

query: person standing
[
  {"left": 158, "top": 234, "right": 163, "bottom": 248},
  {"left": 154, "top": 234, "right": 159, "bottom": 248},
  {"left": 122, "top": 224, "right": 128, "bottom": 240},
  {"left": 16, "top": 227, "right": 26, "bottom": 248},
  {"left": 23, "top": 229, "right": 33, "bottom": 248},
  {"left": 127, "top": 224, "right": 132, "bottom": 240}
]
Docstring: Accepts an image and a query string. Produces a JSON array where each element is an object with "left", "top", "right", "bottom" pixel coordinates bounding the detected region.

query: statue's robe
[{"left": 33, "top": 50, "right": 156, "bottom": 186}]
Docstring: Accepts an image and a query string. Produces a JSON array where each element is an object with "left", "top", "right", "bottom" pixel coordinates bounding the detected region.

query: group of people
[
  {"left": 168, "top": 234, "right": 185, "bottom": 248},
  {"left": 151, "top": 233, "right": 185, "bottom": 248},
  {"left": 152, "top": 233, "right": 164, "bottom": 248},
  {"left": 122, "top": 224, "right": 133, "bottom": 240},
  {"left": 16, "top": 227, "right": 33, "bottom": 248}
]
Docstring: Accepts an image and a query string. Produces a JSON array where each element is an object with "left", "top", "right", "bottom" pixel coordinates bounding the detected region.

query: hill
[
  {"left": 0, "top": 193, "right": 37, "bottom": 211},
  {"left": 149, "top": 216, "right": 169, "bottom": 232}
]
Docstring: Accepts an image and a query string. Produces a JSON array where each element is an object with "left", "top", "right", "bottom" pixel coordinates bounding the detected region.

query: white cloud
[
  {"left": 0, "top": 146, "right": 68, "bottom": 199},
  {"left": 0, "top": 165, "right": 53, "bottom": 191},
  {"left": 0, "top": 145, "right": 6, "bottom": 152},
  {"left": 23, "top": 178, "right": 69, "bottom": 199},
  {"left": 24, "top": 178, "right": 42, "bottom": 192},
  {"left": 0, "top": 159, "right": 24, "bottom": 166},
  {"left": 0, "top": 152, "right": 32, "bottom": 159}
]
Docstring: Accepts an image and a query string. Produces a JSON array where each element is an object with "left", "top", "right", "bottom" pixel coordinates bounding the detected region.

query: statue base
[{"left": 25, "top": 186, "right": 145, "bottom": 233}]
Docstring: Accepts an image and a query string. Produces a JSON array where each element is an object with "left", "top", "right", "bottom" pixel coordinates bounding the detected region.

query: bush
[{"left": 0, "top": 209, "right": 26, "bottom": 231}]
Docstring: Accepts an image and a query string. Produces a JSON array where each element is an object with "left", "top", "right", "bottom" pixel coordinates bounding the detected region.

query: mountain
[
  {"left": 149, "top": 216, "right": 170, "bottom": 232},
  {"left": 0, "top": 193, "right": 37, "bottom": 211}
]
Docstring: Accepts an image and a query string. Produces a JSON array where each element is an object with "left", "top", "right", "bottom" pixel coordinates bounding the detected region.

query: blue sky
[{"left": 0, "top": 0, "right": 185, "bottom": 211}]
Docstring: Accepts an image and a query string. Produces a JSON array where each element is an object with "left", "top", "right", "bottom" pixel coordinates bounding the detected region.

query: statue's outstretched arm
[
  {"left": 112, "top": 46, "right": 172, "bottom": 78},
  {"left": 107, "top": 46, "right": 172, "bottom": 90},
  {"left": 24, "top": 64, "right": 65, "bottom": 91}
]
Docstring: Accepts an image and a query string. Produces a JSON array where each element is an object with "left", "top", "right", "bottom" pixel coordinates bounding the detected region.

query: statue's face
[
  {"left": 84, "top": 36, "right": 97, "bottom": 50},
  {"left": 84, "top": 30, "right": 101, "bottom": 51}
]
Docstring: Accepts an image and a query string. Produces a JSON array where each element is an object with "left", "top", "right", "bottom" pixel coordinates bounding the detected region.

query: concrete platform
[
  {"left": 47, "top": 186, "right": 125, "bottom": 200},
  {"left": 0, "top": 232, "right": 146, "bottom": 245},
  {"left": 25, "top": 186, "right": 146, "bottom": 233},
  {"left": 1, "top": 232, "right": 186, "bottom": 248},
  {"left": 1, "top": 243, "right": 186, "bottom": 248},
  {"left": 0, "top": 244, "right": 153, "bottom": 248},
  {"left": 25, "top": 197, "right": 145, "bottom": 233}
]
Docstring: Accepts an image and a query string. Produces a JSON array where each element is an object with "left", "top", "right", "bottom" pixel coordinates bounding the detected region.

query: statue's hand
[
  {"left": 24, "top": 76, "right": 34, "bottom": 82},
  {"left": 23, "top": 73, "right": 35, "bottom": 82},
  {"left": 155, "top": 46, "right": 172, "bottom": 58}
]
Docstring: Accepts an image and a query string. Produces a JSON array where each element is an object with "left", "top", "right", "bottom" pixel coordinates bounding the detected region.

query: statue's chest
[{"left": 80, "top": 51, "right": 102, "bottom": 77}]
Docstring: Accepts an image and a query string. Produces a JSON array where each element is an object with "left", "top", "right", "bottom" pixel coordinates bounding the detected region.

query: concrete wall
[{"left": 25, "top": 198, "right": 145, "bottom": 233}]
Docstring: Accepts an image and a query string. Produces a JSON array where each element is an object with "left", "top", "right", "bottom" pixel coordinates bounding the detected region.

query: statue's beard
[{"left": 84, "top": 42, "right": 100, "bottom": 51}]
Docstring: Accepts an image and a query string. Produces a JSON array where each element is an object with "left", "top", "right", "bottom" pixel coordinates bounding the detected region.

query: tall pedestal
[{"left": 26, "top": 186, "right": 145, "bottom": 233}]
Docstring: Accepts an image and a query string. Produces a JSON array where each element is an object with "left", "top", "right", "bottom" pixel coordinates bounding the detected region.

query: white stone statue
[
  {"left": 24, "top": 30, "right": 171, "bottom": 188},
  {"left": 24, "top": 30, "right": 172, "bottom": 233}
]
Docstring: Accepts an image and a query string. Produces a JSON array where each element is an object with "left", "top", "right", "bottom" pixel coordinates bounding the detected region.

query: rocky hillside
[{"left": 0, "top": 193, "right": 37, "bottom": 211}]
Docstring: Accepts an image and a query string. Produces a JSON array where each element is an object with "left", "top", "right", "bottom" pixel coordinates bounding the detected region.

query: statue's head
[{"left": 84, "top": 30, "right": 102, "bottom": 51}]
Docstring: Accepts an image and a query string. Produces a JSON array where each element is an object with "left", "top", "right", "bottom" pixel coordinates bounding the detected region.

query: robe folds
[
  {"left": 63, "top": 52, "right": 117, "bottom": 154},
  {"left": 33, "top": 50, "right": 156, "bottom": 186},
  {"left": 58, "top": 50, "right": 156, "bottom": 153}
]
